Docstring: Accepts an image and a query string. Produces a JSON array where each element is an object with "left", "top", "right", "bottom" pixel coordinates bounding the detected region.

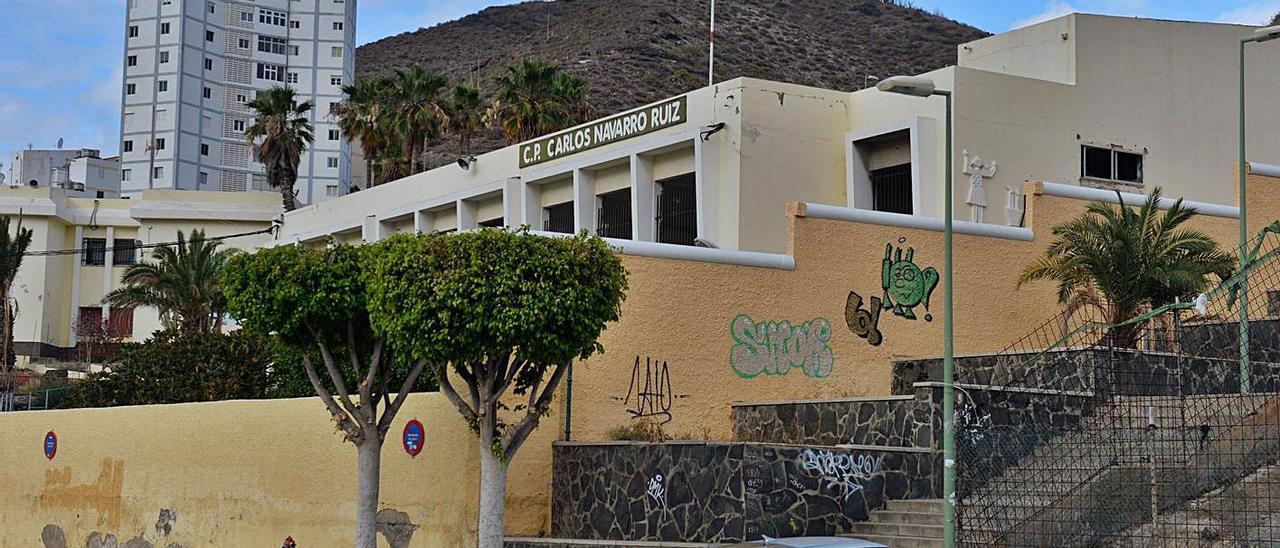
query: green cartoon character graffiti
[{"left": 881, "top": 242, "right": 939, "bottom": 321}]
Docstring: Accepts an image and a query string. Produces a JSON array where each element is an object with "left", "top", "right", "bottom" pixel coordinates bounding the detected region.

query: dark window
[
  {"left": 112, "top": 239, "right": 140, "bottom": 266},
  {"left": 160, "top": 22, "right": 170, "bottom": 34},
  {"left": 1082, "top": 145, "right": 1143, "bottom": 184},
  {"left": 870, "top": 163, "right": 913, "bottom": 215},
  {"left": 597, "top": 189, "right": 632, "bottom": 239},
  {"left": 1082, "top": 146, "right": 1113, "bottom": 180},
  {"left": 128, "top": 25, "right": 138, "bottom": 38},
  {"left": 656, "top": 173, "right": 696, "bottom": 245},
  {"left": 205, "top": 30, "right": 214, "bottom": 41},
  {"left": 200, "top": 143, "right": 209, "bottom": 156},
  {"left": 1115, "top": 151, "right": 1142, "bottom": 183},
  {"left": 83, "top": 238, "right": 107, "bottom": 266},
  {"left": 478, "top": 217, "right": 504, "bottom": 228},
  {"left": 123, "top": 140, "right": 133, "bottom": 153},
  {"left": 544, "top": 202, "right": 574, "bottom": 234},
  {"left": 107, "top": 308, "right": 135, "bottom": 338}
]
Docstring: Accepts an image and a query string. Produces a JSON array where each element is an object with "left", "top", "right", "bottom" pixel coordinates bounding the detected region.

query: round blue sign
[
  {"left": 43, "top": 431, "right": 57, "bottom": 460},
  {"left": 402, "top": 419, "right": 425, "bottom": 457}
]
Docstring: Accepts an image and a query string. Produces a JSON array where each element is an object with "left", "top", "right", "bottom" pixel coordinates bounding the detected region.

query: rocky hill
[{"left": 354, "top": 0, "right": 989, "bottom": 169}]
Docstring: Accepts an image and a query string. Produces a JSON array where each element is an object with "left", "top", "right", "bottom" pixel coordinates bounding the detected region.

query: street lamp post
[
  {"left": 876, "top": 75, "right": 955, "bottom": 548},
  {"left": 1237, "top": 24, "right": 1280, "bottom": 394}
]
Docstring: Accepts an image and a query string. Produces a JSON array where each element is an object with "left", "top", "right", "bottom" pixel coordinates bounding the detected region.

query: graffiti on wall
[
  {"left": 729, "top": 314, "right": 834, "bottom": 379},
  {"left": 647, "top": 473, "right": 668, "bottom": 512},
  {"left": 844, "top": 292, "right": 884, "bottom": 346},
  {"left": 616, "top": 356, "right": 685, "bottom": 424},
  {"left": 797, "top": 449, "right": 880, "bottom": 500},
  {"left": 882, "top": 242, "right": 939, "bottom": 322}
]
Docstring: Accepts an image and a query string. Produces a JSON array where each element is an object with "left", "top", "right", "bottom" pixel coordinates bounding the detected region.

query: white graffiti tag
[
  {"left": 647, "top": 473, "right": 667, "bottom": 512},
  {"left": 957, "top": 403, "right": 992, "bottom": 443},
  {"left": 798, "top": 449, "right": 879, "bottom": 500},
  {"left": 730, "top": 314, "right": 834, "bottom": 379}
]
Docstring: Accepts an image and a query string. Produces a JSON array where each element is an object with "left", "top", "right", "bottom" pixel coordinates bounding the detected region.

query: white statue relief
[{"left": 962, "top": 149, "right": 998, "bottom": 223}]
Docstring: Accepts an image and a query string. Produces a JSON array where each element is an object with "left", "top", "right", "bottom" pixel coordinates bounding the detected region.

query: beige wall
[{"left": 0, "top": 394, "right": 480, "bottom": 547}]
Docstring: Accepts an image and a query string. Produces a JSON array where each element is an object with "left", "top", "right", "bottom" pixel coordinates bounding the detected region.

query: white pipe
[
  {"left": 1249, "top": 162, "right": 1280, "bottom": 178},
  {"left": 802, "top": 203, "right": 1035, "bottom": 241},
  {"left": 528, "top": 230, "right": 795, "bottom": 270},
  {"left": 1039, "top": 182, "right": 1238, "bottom": 219},
  {"left": 708, "top": 0, "right": 715, "bottom": 87}
]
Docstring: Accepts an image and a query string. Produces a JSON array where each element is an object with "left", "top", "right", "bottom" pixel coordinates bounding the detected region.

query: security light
[
  {"left": 457, "top": 154, "right": 477, "bottom": 170},
  {"left": 875, "top": 75, "right": 937, "bottom": 97},
  {"left": 1254, "top": 25, "right": 1280, "bottom": 43}
]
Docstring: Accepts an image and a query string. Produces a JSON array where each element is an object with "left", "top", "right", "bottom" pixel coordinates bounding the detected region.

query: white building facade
[
  {"left": 9, "top": 148, "right": 122, "bottom": 198},
  {"left": 119, "top": 0, "right": 355, "bottom": 205}
]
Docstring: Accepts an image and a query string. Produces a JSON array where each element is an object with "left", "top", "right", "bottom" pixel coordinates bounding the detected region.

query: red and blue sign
[
  {"left": 402, "top": 419, "right": 425, "bottom": 457},
  {"left": 43, "top": 431, "right": 57, "bottom": 460}
]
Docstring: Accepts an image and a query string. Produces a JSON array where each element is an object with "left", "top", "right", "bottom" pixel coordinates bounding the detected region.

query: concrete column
[
  {"left": 694, "top": 135, "right": 720, "bottom": 247},
  {"left": 502, "top": 176, "right": 521, "bottom": 228},
  {"left": 572, "top": 169, "right": 596, "bottom": 234},
  {"left": 69, "top": 225, "right": 83, "bottom": 346},
  {"left": 523, "top": 179, "right": 543, "bottom": 231},
  {"left": 413, "top": 210, "right": 429, "bottom": 234},
  {"left": 630, "top": 153, "right": 654, "bottom": 241},
  {"left": 456, "top": 199, "right": 478, "bottom": 231},
  {"left": 101, "top": 226, "right": 114, "bottom": 319}
]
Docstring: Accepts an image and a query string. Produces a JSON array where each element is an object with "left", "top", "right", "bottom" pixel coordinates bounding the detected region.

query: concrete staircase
[{"left": 847, "top": 499, "right": 944, "bottom": 547}]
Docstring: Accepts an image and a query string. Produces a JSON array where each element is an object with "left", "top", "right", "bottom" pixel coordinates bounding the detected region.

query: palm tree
[
  {"left": 334, "top": 77, "right": 395, "bottom": 189},
  {"left": 1019, "top": 188, "right": 1236, "bottom": 346},
  {"left": 247, "top": 86, "right": 314, "bottom": 212},
  {"left": 444, "top": 84, "right": 485, "bottom": 155},
  {"left": 492, "top": 58, "right": 590, "bottom": 144},
  {"left": 0, "top": 216, "right": 31, "bottom": 411},
  {"left": 104, "top": 229, "right": 236, "bottom": 334},
  {"left": 390, "top": 65, "right": 449, "bottom": 173}
]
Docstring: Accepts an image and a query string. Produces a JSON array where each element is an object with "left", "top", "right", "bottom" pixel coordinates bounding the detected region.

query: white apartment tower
[{"left": 119, "top": 0, "right": 355, "bottom": 205}]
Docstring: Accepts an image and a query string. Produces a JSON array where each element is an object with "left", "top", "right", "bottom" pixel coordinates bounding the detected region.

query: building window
[
  {"left": 1081, "top": 145, "right": 1143, "bottom": 184},
  {"left": 238, "top": 37, "right": 250, "bottom": 49},
  {"left": 204, "top": 58, "right": 213, "bottom": 70},
  {"left": 200, "top": 143, "right": 209, "bottom": 155},
  {"left": 154, "top": 138, "right": 166, "bottom": 150},
  {"left": 107, "top": 307, "right": 135, "bottom": 338},
  {"left": 870, "top": 163, "right": 913, "bottom": 215},
  {"left": 257, "top": 35, "right": 288, "bottom": 55},
  {"left": 655, "top": 173, "right": 696, "bottom": 245},
  {"left": 286, "top": 72, "right": 298, "bottom": 84},
  {"left": 206, "top": 30, "right": 214, "bottom": 41},
  {"left": 330, "top": 75, "right": 342, "bottom": 86},
  {"left": 82, "top": 238, "right": 107, "bottom": 266},
  {"left": 153, "top": 166, "right": 164, "bottom": 179},
  {"left": 479, "top": 217, "right": 504, "bottom": 228},
  {"left": 256, "top": 62, "right": 283, "bottom": 82},
  {"left": 597, "top": 189, "right": 632, "bottom": 239},
  {"left": 327, "top": 157, "right": 339, "bottom": 168},
  {"left": 203, "top": 86, "right": 212, "bottom": 99},
  {"left": 288, "top": 45, "right": 299, "bottom": 55},
  {"left": 207, "top": 2, "right": 215, "bottom": 13},
  {"left": 328, "top": 129, "right": 339, "bottom": 140},
  {"left": 240, "top": 11, "right": 252, "bottom": 23},
  {"left": 544, "top": 202, "right": 574, "bottom": 234},
  {"left": 112, "top": 239, "right": 140, "bottom": 266},
  {"left": 289, "top": 20, "right": 300, "bottom": 29},
  {"left": 122, "top": 169, "right": 131, "bottom": 181},
  {"left": 233, "top": 119, "right": 246, "bottom": 132},
  {"left": 127, "top": 55, "right": 137, "bottom": 67},
  {"left": 199, "top": 171, "right": 209, "bottom": 185},
  {"left": 126, "top": 83, "right": 136, "bottom": 95},
  {"left": 128, "top": 25, "right": 139, "bottom": 38},
  {"left": 159, "top": 51, "right": 169, "bottom": 63},
  {"left": 157, "top": 80, "right": 168, "bottom": 92},
  {"left": 235, "top": 93, "right": 247, "bottom": 103},
  {"left": 123, "top": 140, "right": 133, "bottom": 153},
  {"left": 326, "top": 184, "right": 338, "bottom": 197},
  {"left": 331, "top": 46, "right": 342, "bottom": 58},
  {"left": 160, "top": 22, "right": 170, "bottom": 34},
  {"left": 333, "top": 21, "right": 343, "bottom": 31},
  {"left": 258, "top": 8, "right": 287, "bottom": 26}
]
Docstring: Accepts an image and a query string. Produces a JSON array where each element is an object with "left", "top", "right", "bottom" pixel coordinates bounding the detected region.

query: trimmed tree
[
  {"left": 221, "top": 243, "right": 430, "bottom": 548},
  {"left": 367, "top": 229, "right": 627, "bottom": 548}
]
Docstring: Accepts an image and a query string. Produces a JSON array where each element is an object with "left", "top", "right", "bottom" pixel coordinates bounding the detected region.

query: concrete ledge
[
  {"left": 506, "top": 537, "right": 716, "bottom": 547},
  {"left": 1039, "top": 181, "right": 1238, "bottom": 219},
  {"left": 553, "top": 440, "right": 933, "bottom": 453},
  {"left": 1249, "top": 161, "right": 1280, "bottom": 178},
  {"left": 913, "top": 381, "right": 1094, "bottom": 398},
  {"left": 800, "top": 202, "right": 1035, "bottom": 241},
  {"left": 731, "top": 394, "right": 915, "bottom": 407},
  {"left": 529, "top": 230, "right": 796, "bottom": 270}
]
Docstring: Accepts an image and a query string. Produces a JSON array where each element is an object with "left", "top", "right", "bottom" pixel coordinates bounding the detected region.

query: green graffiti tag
[
  {"left": 729, "top": 314, "right": 834, "bottom": 379},
  {"left": 882, "top": 242, "right": 939, "bottom": 321}
]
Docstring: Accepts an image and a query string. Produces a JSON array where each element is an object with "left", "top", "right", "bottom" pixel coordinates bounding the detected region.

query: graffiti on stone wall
[
  {"left": 956, "top": 389, "right": 991, "bottom": 443},
  {"left": 729, "top": 314, "right": 834, "bottom": 379},
  {"left": 882, "top": 241, "right": 939, "bottom": 322},
  {"left": 797, "top": 449, "right": 880, "bottom": 500},
  {"left": 844, "top": 291, "right": 884, "bottom": 346},
  {"left": 647, "top": 473, "right": 668, "bottom": 512},
  {"left": 615, "top": 356, "right": 686, "bottom": 423}
]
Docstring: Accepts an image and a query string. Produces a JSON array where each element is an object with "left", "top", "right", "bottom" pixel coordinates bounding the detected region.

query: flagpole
[{"left": 708, "top": 0, "right": 716, "bottom": 86}]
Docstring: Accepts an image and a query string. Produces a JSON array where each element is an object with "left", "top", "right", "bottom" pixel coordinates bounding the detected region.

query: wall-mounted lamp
[{"left": 457, "top": 154, "right": 478, "bottom": 170}]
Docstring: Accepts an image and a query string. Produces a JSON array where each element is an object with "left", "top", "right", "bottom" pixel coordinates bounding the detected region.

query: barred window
[
  {"left": 112, "top": 239, "right": 141, "bottom": 266},
  {"left": 83, "top": 238, "right": 107, "bottom": 266},
  {"left": 655, "top": 173, "right": 696, "bottom": 245},
  {"left": 596, "top": 189, "right": 632, "bottom": 239},
  {"left": 544, "top": 202, "right": 574, "bottom": 234}
]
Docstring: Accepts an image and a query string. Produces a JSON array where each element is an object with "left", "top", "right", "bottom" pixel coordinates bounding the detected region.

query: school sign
[{"left": 519, "top": 96, "right": 687, "bottom": 168}]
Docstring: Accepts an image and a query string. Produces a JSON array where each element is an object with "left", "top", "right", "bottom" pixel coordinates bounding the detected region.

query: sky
[{"left": 0, "top": 0, "right": 1276, "bottom": 165}]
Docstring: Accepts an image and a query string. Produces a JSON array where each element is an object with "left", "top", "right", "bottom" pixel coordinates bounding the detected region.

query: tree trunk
[
  {"left": 478, "top": 441, "right": 509, "bottom": 548},
  {"left": 355, "top": 439, "right": 381, "bottom": 548}
]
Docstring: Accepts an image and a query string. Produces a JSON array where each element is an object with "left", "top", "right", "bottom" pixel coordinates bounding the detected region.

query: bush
[{"left": 64, "top": 330, "right": 305, "bottom": 408}]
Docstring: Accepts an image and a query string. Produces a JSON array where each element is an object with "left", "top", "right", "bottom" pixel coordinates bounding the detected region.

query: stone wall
[
  {"left": 551, "top": 442, "right": 940, "bottom": 543},
  {"left": 731, "top": 393, "right": 936, "bottom": 449}
]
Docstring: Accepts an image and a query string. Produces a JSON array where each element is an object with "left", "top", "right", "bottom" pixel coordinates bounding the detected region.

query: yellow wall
[{"left": 0, "top": 394, "right": 480, "bottom": 547}]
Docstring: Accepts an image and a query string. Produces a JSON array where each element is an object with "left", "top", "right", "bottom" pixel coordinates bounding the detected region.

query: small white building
[{"left": 9, "top": 148, "right": 122, "bottom": 198}]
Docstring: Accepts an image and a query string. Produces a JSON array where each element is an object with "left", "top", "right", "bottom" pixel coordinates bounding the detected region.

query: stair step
[
  {"left": 867, "top": 510, "right": 944, "bottom": 525},
  {"left": 885, "top": 499, "right": 944, "bottom": 513},
  {"left": 844, "top": 533, "right": 943, "bottom": 547},
  {"left": 854, "top": 522, "right": 944, "bottom": 538}
]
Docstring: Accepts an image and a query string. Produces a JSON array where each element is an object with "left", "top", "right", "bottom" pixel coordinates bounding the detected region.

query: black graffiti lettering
[
  {"left": 624, "top": 356, "right": 675, "bottom": 424},
  {"left": 845, "top": 291, "right": 884, "bottom": 346}
]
